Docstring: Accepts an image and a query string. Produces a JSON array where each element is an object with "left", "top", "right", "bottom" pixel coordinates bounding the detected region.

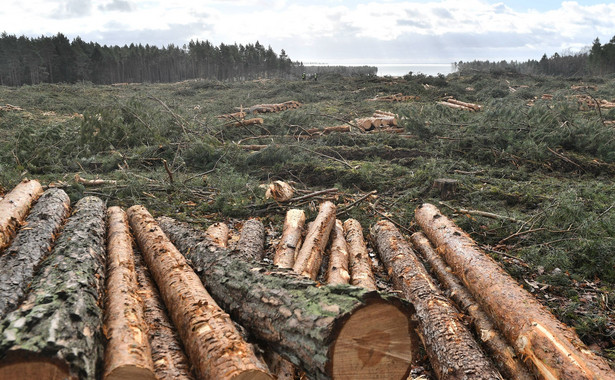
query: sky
[{"left": 1, "top": 0, "right": 614, "bottom": 64}]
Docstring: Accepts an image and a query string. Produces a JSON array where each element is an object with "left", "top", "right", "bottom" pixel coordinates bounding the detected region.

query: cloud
[
  {"left": 98, "top": 0, "right": 133, "bottom": 12},
  {"left": 52, "top": 0, "right": 93, "bottom": 19}
]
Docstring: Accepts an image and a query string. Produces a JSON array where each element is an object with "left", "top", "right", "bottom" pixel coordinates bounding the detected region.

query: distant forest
[{"left": 456, "top": 36, "right": 615, "bottom": 77}]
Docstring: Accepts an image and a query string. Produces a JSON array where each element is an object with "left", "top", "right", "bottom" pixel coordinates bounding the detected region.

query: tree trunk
[
  {"left": 0, "top": 188, "right": 70, "bottom": 318},
  {"left": 343, "top": 219, "right": 377, "bottom": 290},
  {"left": 293, "top": 201, "right": 336, "bottom": 279},
  {"left": 273, "top": 209, "right": 305, "bottom": 269},
  {"left": 0, "top": 196, "right": 107, "bottom": 380},
  {"left": 127, "top": 206, "right": 272, "bottom": 380},
  {"left": 235, "top": 219, "right": 265, "bottom": 260},
  {"left": 157, "top": 216, "right": 418, "bottom": 380},
  {"left": 326, "top": 220, "right": 350, "bottom": 285},
  {"left": 207, "top": 222, "right": 229, "bottom": 248},
  {"left": 134, "top": 249, "right": 195, "bottom": 379},
  {"left": 104, "top": 207, "right": 155, "bottom": 380},
  {"left": 410, "top": 232, "right": 533, "bottom": 380},
  {"left": 371, "top": 220, "right": 503, "bottom": 380},
  {"left": 0, "top": 179, "right": 44, "bottom": 251},
  {"left": 415, "top": 203, "right": 615, "bottom": 380}
]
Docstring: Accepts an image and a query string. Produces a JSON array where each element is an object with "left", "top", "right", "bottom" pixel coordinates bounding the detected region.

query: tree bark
[
  {"left": 0, "top": 188, "right": 70, "bottom": 318},
  {"left": 157, "top": 216, "right": 418, "bottom": 380},
  {"left": 235, "top": 219, "right": 265, "bottom": 260},
  {"left": 0, "top": 196, "right": 107, "bottom": 380},
  {"left": 133, "top": 250, "right": 195, "bottom": 380},
  {"left": 326, "top": 220, "right": 351, "bottom": 285},
  {"left": 293, "top": 201, "right": 336, "bottom": 280},
  {"left": 273, "top": 209, "right": 305, "bottom": 269},
  {"left": 207, "top": 222, "right": 229, "bottom": 248},
  {"left": 127, "top": 205, "right": 272, "bottom": 380},
  {"left": 0, "top": 179, "right": 44, "bottom": 251},
  {"left": 410, "top": 231, "right": 533, "bottom": 380},
  {"left": 415, "top": 203, "right": 615, "bottom": 380},
  {"left": 371, "top": 220, "right": 503, "bottom": 380},
  {"left": 343, "top": 219, "right": 377, "bottom": 291},
  {"left": 104, "top": 207, "right": 155, "bottom": 380}
]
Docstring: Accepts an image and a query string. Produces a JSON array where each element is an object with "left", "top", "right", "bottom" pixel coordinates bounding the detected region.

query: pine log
[
  {"left": 133, "top": 250, "right": 195, "bottom": 380},
  {"left": 438, "top": 101, "right": 472, "bottom": 111},
  {"left": 236, "top": 218, "right": 265, "bottom": 261},
  {"left": 127, "top": 206, "right": 272, "bottom": 380},
  {"left": 158, "top": 216, "right": 419, "bottom": 380},
  {"left": 207, "top": 222, "right": 229, "bottom": 248},
  {"left": 343, "top": 219, "right": 377, "bottom": 291},
  {"left": 0, "top": 179, "right": 44, "bottom": 251},
  {"left": 326, "top": 220, "right": 351, "bottom": 285},
  {"left": 446, "top": 99, "right": 481, "bottom": 111},
  {"left": 371, "top": 220, "right": 503, "bottom": 380},
  {"left": 274, "top": 209, "right": 306, "bottom": 269},
  {"left": 229, "top": 118, "right": 264, "bottom": 128},
  {"left": 0, "top": 188, "right": 70, "bottom": 318},
  {"left": 293, "top": 201, "right": 337, "bottom": 280},
  {"left": 104, "top": 207, "right": 155, "bottom": 380},
  {"left": 322, "top": 125, "right": 351, "bottom": 134},
  {"left": 415, "top": 203, "right": 615, "bottom": 379},
  {"left": 0, "top": 196, "right": 107, "bottom": 380},
  {"left": 410, "top": 232, "right": 533, "bottom": 380}
]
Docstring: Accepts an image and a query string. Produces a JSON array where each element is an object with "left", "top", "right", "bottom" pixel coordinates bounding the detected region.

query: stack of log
[
  {"left": 368, "top": 93, "right": 419, "bottom": 102},
  {"left": 239, "top": 100, "right": 302, "bottom": 114},
  {"left": 437, "top": 98, "right": 483, "bottom": 111},
  {"left": 575, "top": 94, "right": 615, "bottom": 110},
  {"left": 354, "top": 110, "right": 403, "bottom": 132}
]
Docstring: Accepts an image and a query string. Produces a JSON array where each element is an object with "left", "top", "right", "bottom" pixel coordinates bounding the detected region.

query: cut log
[
  {"left": 0, "top": 196, "right": 107, "bottom": 380},
  {"left": 127, "top": 206, "right": 272, "bottom": 380},
  {"left": 265, "top": 180, "right": 295, "bottom": 202},
  {"left": 438, "top": 101, "right": 472, "bottom": 111},
  {"left": 415, "top": 203, "right": 615, "bottom": 379},
  {"left": 446, "top": 99, "right": 482, "bottom": 111},
  {"left": 74, "top": 173, "right": 118, "bottom": 186},
  {"left": 239, "top": 144, "right": 268, "bottom": 151},
  {"left": 326, "top": 220, "right": 351, "bottom": 285},
  {"left": 0, "top": 179, "right": 44, "bottom": 251},
  {"left": 292, "top": 201, "right": 337, "bottom": 280},
  {"left": 274, "top": 209, "right": 306, "bottom": 269},
  {"left": 371, "top": 220, "right": 503, "bottom": 380},
  {"left": 343, "top": 219, "right": 377, "bottom": 291},
  {"left": 322, "top": 125, "right": 351, "bottom": 134},
  {"left": 133, "top": 250, "right": 195, "bottom": 380},
  {"left": 158, "top": 216, "right": 419, "bottom": 380},
  {"left": 235, "top": 218, "right": 265, "bottom": 261},
  {"left": 207, "top": 222, "right": 229, "bottom": 248},
  {"left": 0, "top": 188, "right": 70, "bottom": 318},
  {"left": 229, "top": 118, "right": 264, "bottom": 128},
  {"left": 410, "top": 232, "right": 533, "bottom": 380},
  {"left": 104, "top": 207, "right": 155, "bottom": 380}
]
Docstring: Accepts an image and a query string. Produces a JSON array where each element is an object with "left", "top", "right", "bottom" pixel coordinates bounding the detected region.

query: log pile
[
  {"left": 355, "top": 110, "right": 401, "bottom": 132},
  {"left": 576, "top": 94, "right": 615, "bottom": 110},
  {"left": 241, "top": 100, "right": 302, "bottom": 114},
  {"left": 368, "top": 93, "right": 419, "bottom": 102},
  {"left": 438, "top": 98, "right": 483, "bottom": 111}
]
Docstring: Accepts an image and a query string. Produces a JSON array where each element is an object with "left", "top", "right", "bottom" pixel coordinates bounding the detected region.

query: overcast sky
[{"left": 1, "top": 0, "right": 614, "bottom": 64}]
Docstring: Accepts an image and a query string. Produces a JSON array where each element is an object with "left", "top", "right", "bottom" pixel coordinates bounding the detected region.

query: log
[
  {"left": 343, "top": 219, "right": 377, "bottom": 291},
  {"left": 438, "top": 101, "right": 472, "bottom": 111},
  {"left": 236, "top": 218, "right": 265, "bottom": 261},
  {"left": 446, "top": 99, "right": 481, "bottom": 111},
  {"left": 293, "top": 201, "right": 337, "bottom": 280},
  {"left": 239, "top": 144, "right": 267, "bottom": 151},
  {"left": 158, "top": 216, "right": 419, "bottom": 380},
  {"left": 410, "top": 232, "right": 533, "bottom": 380},
  {"left": 127, "top": 206, "right": 272, "bottom": 380},
  {"left": 273, "top": 209, "right": 306, "bottom": 269},
  {"left": 0, "top": 188, "right": 70, "bottom": 318},
  {"left": 371, "top": 220, "right": 503, "bottom": 380},
  {"left": 229, "top": 118, "right": 264, "bottom": 128},
  {"left": 265, "top": 180, "right": 295, "bottom": 202},
  {"left": 322, "top": 125, "right": 351, "bottom": 134},
  {"left": 104, "top": 207, "right": 155, "bottom": 380},
  {"left": 207, "top": 222, "right": 229, "bottom": 248},
  {"left": 133, "top": 250, "right": 195, "bottom": 380},
  {"left": 0, "top": 196, "right": 107, "bottom": 380},
  {"left": 415, "top": 203, "right": 615, "bottom": 379},
  {"left": 326, "top": 220, "right": 351, "bottom": 285},
  {"left": 0, "top": 179, "right": 44, "bottom": 251},
  {"left": 75, "top": 173, "right": 118, "bottom": 186}
]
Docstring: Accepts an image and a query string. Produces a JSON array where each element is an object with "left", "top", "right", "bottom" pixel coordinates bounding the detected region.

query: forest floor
[{"left": 2, "top": 71, "right": 615, "bottom": 366}]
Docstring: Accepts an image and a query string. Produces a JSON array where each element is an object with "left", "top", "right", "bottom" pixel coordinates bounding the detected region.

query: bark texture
[
  {"left": 127, "top": 206, "right": 271, "bottom": 380},
  {"left": 0, "top": 196, "right": 107, "bottom": 380},
  {"left": 0, "top": 179, "right": 44, "bottom": 251},
  {"left": 410, "top": 232, "right": 533, "bottom": 380},
  {"left": 235, "top": 218, "right": 265, "bottom": 260},
  {"left": 415, "top": 203, "right": 615, "bottom": 380},
  {"left": 343, "top": 219, "right": 377, "bottom": 290},
  {"left": 104, "top": 207, "right": 155, "bottom": 380},
  {"left": 0, "top": 188, "right": 70, "bottom": 318},
  {"left": 293, "top": 201, "right": 336, "bottom": 279},
  {"left": 371, "top": 220, "right": 503, "bottom": 380},
  {"left": 326, "top": 220, "right": 350, "bottom": 285},
  {"left": 158, "top": 216, "right": 418, "bottom": 380},
  {"left": 273, "top": 209, "right": 305, "bottom": 269}
]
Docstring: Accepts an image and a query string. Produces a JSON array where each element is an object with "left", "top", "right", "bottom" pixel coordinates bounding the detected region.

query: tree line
[{"left": 0, "top": 33, "right": 294, "bottom": 86}]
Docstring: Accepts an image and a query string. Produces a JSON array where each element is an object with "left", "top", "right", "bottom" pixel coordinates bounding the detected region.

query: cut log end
[
  {"left": 105, "top": 365, "right": 156, "bottom": 380},
  {"left": 329, "top": 301, "right": 416, "bottom": 380},
  {"left": 0, "top": 352, "right": 71, "bottom": 380},
  {"left": 231, "top": 370, "right": 275, "bottom": 380}
]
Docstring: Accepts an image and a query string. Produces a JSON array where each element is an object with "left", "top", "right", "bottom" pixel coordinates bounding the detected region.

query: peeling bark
[
  {"left": 158, "top": 216, "right": 418, "bottom": 380},
  {"left": 371, "top": 220, "right": 503, "bottom": 380},
  {"left": 326, "top": 220, "right": 350, "bottom": 285},
  {"left": 0, "top": 188, "right": 70, "bottom": 318},
  {"left": 104, "top": 207, "right": 155, "bottom": 380},
  {"left": 127, "top": 206, "right": 272, "bottom": 380},
  {"left": 273, "top": 209, "right": 305, "bottom": 269},
  {"left": 236, "top": 218, "right": 265, "bottom": 260},
  {"left": 343, "top": 219, "right": 377, "bottom": 290},
  {"left": 0, "top": 179, "right": 44, "bottom": 251},
  {"left": 410, "top": 231, "right": 533, "bottom": 380},
  {"left": 293, "top": 201, "right": 336, "bottom": 279},
  {"left": 415, "top": 203, "right": 615, "bottom": 380},
  {"left": 0, "top": 196, "right": 107, "bottom": 380}
]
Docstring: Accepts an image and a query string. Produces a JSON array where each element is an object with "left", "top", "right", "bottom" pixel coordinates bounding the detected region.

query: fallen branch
[
  {"left": 75, "top": 173, "right": 118, "bottom": 187},
  {"left": 439, "top": 201, "right": 524, "bottom": 224}
]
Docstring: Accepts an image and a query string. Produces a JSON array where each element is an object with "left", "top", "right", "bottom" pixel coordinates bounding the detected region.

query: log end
[
  {"left": 0, "top": 351, "right": 72, "bottom": 380},
  {"left": 328, "top": 300, "right": 417, "bottom": 380},
  {"left": 105, "top": 365, "right": 156, "bottom": 380},
  {"left": 230, "top": 369, "right": 274, "bottom": 380}
]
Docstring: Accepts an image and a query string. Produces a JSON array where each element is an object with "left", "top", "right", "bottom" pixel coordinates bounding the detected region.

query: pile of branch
[
  {"left": 575, "top": 94, "right": 615, "bottom": 110},
  {"left": 368, "top": 93, "right": 419, "bottom": 102},
  {"left": 437, "top": 98, "right": 483, "bottom": 112},
  {"left": 240, "top": 100, "right": 302, "bottom": 114}
]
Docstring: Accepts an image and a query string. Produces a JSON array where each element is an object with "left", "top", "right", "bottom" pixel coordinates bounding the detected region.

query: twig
[
  {"left": 305, "top": 112, "right": 356, "bottom": 129},
  {"left": 439, "top": 201, "right": 524, "bottom": 224},
  {"left": 370, "top": 204, "right": 414, "bottom": 235},
  {"left": 337, "top": 190, "right": 377, "bottom": 216},
  {"left": 182, "top": 151, "right": 228, "bottom": 183},
  {"left": 162, "top": 159, "right": 174, "bottom": 185},
  {"left": 289, "top": 188, "right": 338, "bottom": 202},
  {"left": 481, "top": 245, "right": 529, "bottom": 267},
  {"left": 498, "top": 228, "right": 546, "bottom": 245}
]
